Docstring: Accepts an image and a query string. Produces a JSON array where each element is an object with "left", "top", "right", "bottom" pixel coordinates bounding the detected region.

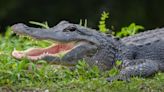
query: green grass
[{"left": 0, "top": 26, "right": 164, "bottom": 92}]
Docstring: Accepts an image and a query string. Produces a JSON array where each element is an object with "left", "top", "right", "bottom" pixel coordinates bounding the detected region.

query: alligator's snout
[{"left": 11, "top": 23, "right": 27, "bottom": 33}]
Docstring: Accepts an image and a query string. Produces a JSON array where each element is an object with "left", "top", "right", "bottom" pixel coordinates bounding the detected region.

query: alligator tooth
[
  {"left": 41, "top": 54, "right": 45, "bottom": 58},
  {"left": 43, "top": 52, "right": 48, "bottom": 56},
  {"left": 40, "top": 53, "right": 47, "bottom": 59},
  {"left": 43, "top": 52, "right": 46, "bottom": 55},
  {"left": 35, "top": 57, "right": 39, "bottom": 60},
  {"left": 38, "top": 55, "right": 42, "bottom": 59},
  {"left": 34, "top": 56, "right": 38, "bottom": 60},
  {"left": 32, "top": 56, "right": 39, "bottom": 60},
  {"left": 40, "top": 53, "right": 44, "bottom": 56},
  {"left": 44, "top": 52, "right": 47, "bottom": 55},
  {"left": 46, "top": 52, "right": 49, "bottom": 55},
  {"left": 30, "top": 56, "right": 34, "bottom": 60},
  {"left": 28, "top": 56, "right": 34, "bottom": 60},
  {"left": 13, "top": 48, "right": 20, "bottom": 52},
  {"left": 41, "top": 52, "right": 46, "bottom": 57},
  {"left": 41, "top": 54, "right": 45, "bottom": 57},
  {"left": 39, "top": 55, "right": 43, "bottom": 59}
]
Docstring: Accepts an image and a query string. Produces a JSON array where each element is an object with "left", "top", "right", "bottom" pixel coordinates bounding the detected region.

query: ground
[{"left": 0, "top": 28, "right": 164, "bottom": 92}]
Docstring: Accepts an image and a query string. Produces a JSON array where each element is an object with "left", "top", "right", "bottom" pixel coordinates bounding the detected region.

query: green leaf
[
  {"left": 29, "top": 21, "right": 49, "bottom": 29},
  {"left": 116, "top": 23, "right": 144, "bottom": 37},
  {"left": 116, "top": 60, "right": 122, "bottom": 67},
  {"left": 98, "top": 11, "right": 110, "bottom": 33}
]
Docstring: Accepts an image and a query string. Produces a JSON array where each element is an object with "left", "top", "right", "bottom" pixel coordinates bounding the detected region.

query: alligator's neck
[
  {"left": 96, "top": 35, "right": 127, "bottom": 69},
  {"left": 106, "top": 37, "right": 128, "bottom": 63}
]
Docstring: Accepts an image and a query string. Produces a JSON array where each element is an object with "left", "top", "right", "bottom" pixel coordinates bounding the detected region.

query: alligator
[{"left": 11, "top": 21, "right": 164, "bottom": 81}]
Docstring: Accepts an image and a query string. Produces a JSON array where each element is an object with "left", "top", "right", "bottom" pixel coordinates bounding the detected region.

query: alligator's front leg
[
  {"left": 107, "top": 59, "right": 159, "bottom": 82},
  {"left": 42, "top": 43, "right": 97, "bottom": 66}
]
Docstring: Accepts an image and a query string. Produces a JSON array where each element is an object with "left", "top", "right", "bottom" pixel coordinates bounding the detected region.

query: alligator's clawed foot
[{"left": 106, "top": 75, "right": 130, "bottom": 82}]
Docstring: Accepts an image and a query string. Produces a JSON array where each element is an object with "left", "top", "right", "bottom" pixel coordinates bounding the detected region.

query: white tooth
[
  {"left": 40, "top": 55, "right": 43, "bottom": 59},
  {"left": 44, "top": 52, "right": 47, "bottom": 55},
  {"left": 28, "top": 56, "right": 33, "bottom": 60},
  {"left": 46, "top": 52, "right": 49, "bottom": 55},
  {"left": 41, "top": 53, "right": 45, "bottom": 57},
  {"left": 35, "top": 56, "right": 38, "bottom": 59},
  {"left": 30, "top": 56, "right": 37, "bottom": 60},
  {"left": 35, "top": 57, "right": 39, "bottom": 60},
  {"left": 40, "top": 54, "right": 43, "bottom": 57},
  {"left": 30, "top": 56, "right": 33, "bottom": 59},
  {"left": 38, "top": 56, "right": 41, "bottom": 59},
  {"left": 13, "top": 48, "right": 16, "bottom": 51},
  {"left": 33, "top": 57, "right": 37, "bottom": 60},
  {"left": 39, "top": 56, "right": 42, "bottom": 59}
]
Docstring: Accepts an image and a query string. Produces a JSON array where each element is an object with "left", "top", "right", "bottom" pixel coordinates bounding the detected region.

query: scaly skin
[{"left": 11, "top": 21, "right": 164, "bottom": 81}]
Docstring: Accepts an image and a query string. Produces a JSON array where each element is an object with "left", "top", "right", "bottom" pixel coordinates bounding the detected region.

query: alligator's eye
[{"left": 63, "top": 26, "right": 77, "bottom": 32}]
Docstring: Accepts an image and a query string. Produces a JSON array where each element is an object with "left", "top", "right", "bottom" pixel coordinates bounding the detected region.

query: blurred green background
[{"left": 0, "top": 0, "right": 164, "bottom": 32}]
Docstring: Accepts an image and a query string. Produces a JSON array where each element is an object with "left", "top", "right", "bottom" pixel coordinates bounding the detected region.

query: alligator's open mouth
[
  {"left": 11, "top": 22, "right": 96, "bottom": 61},
  {"left": 12, "top": 41, "right": 83, "bottom": 60}
]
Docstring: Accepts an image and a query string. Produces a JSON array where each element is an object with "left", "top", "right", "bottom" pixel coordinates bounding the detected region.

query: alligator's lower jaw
[{"left": 12, "top": 42, "right": 77, "bottom": 60}]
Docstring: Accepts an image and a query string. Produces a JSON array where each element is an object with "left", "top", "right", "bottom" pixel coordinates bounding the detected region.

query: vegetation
[
  {"left": 116, "top": 23, "right": 144, "bottom": 37},
  {"left": 98, "top": 11, "right": 144, "bottom": 37},
  {"left": 0, "top": 15, "right": 163, "bottom": 91},
  {"left": 98, "top": 11, "right": 110, "bottom": 33}
]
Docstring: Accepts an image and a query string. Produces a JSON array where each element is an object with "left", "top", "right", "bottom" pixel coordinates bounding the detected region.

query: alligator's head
[{"left": 11, "top": 21, "right": 119, "bottom": 70}]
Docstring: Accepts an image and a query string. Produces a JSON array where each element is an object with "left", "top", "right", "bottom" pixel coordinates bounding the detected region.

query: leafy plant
[
  {"left": 116, "top": 23, "right": 144, "bottom": 37},
  {"left": 29, "top": 21, "right": 49, "bottom": 29},
  {"left": 108, "top": 60, "right": 122, "bottom": 77},
  {"left": 79, "top": 19, "right": 88, "bottom": 27},
  {"left": 98, "top": 11, "right": 110, "bottom": 33}
]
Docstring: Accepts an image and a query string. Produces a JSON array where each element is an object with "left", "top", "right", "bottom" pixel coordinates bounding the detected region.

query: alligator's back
[
  {"left": 121, "top": 28, "right": 164, "bottom": 61},
  {"left": 121, "top": 28, "right": 164, "bottom": 45},
  {"left": 107, "top": 28, "right": 164, "bottom": 81}
]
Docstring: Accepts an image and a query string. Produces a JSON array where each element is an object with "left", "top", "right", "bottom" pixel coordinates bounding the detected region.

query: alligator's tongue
[
  {"left": 26, "top": 43, "right": 73, "bottom": 56},
  {"left": 12, "top": 43, "right": 74, "bottom": 60}
]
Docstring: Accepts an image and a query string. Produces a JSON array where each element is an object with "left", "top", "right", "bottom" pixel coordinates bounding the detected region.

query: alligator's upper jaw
[{"left": 12, "top": 41, "right": 85, "bottom": 60}]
